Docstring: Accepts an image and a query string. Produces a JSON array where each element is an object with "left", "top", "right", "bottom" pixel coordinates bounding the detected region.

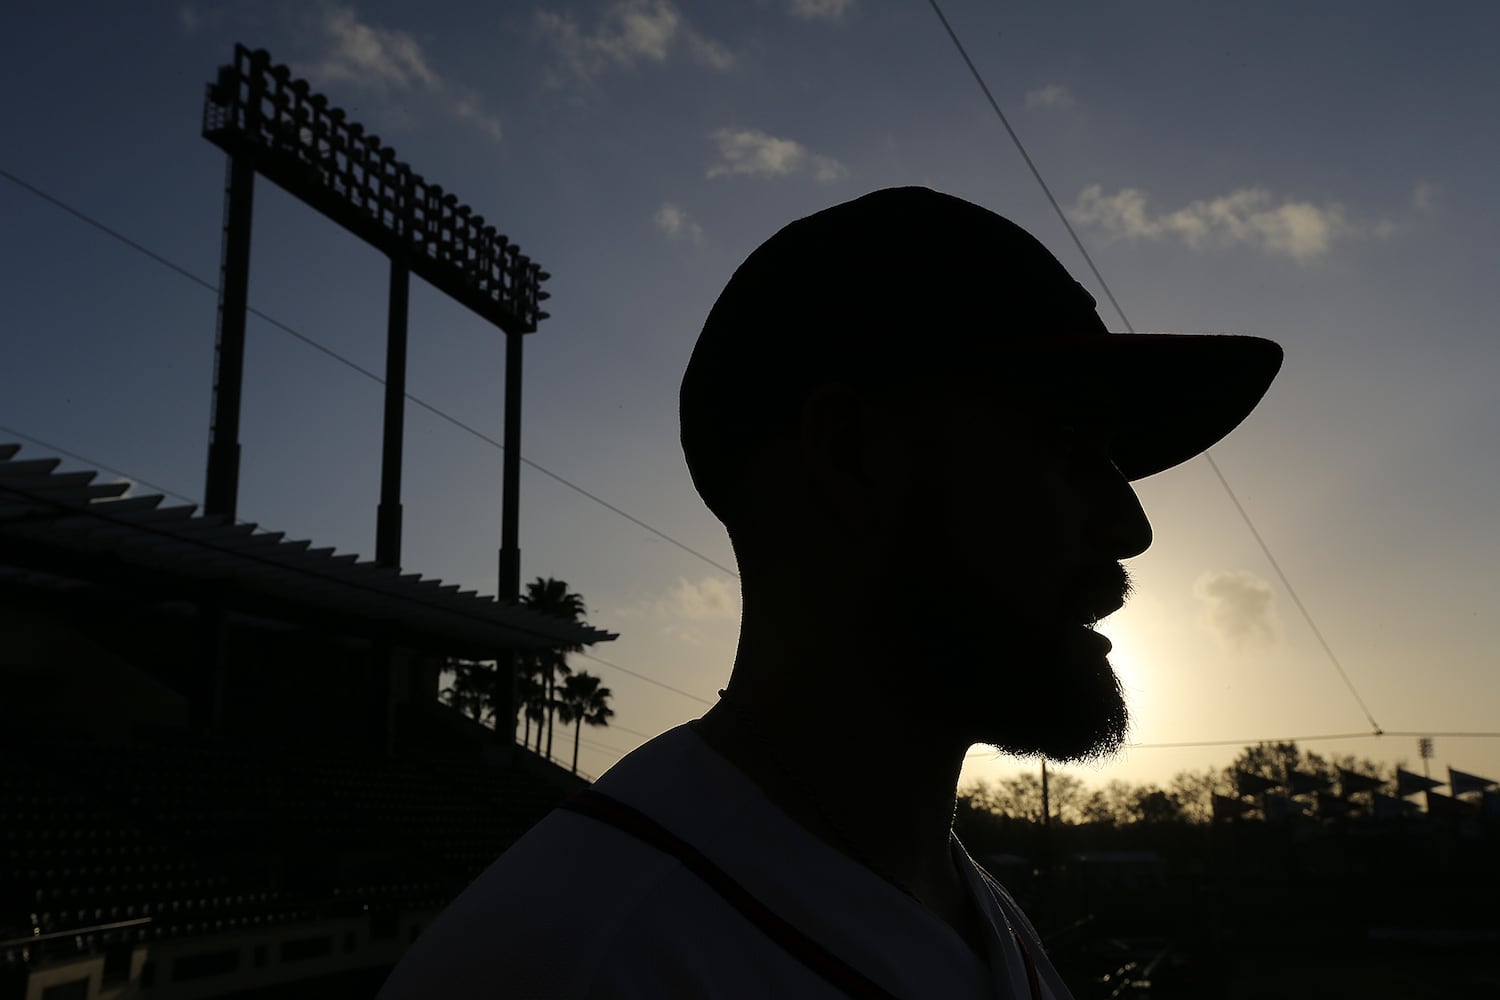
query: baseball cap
[{"left": 679, "top": 186, "right": 1283, "bottom": 520}]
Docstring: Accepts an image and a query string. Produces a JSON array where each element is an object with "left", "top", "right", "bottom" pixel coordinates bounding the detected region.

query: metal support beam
[
  {"left": 376, "top": 256, "right": 411, "bottom": 569},
  {"left": 498, "top": 329, "right": 524, "bottom": 605},
  {"left": 204, "top": 154, "right": 255, "bottom": 523},
  {"left": 498, "top": 329, "right": 525, "bottom": 752}
]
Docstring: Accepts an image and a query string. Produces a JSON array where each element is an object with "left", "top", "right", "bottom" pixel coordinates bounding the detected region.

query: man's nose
[{"left": 1096, "top": 467, "right": 1153, "bottom": 559}]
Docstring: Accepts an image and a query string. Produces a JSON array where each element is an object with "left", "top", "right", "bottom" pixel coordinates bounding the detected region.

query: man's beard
[
  {"left": 974, "top": 616, "right": 1130, "bottom": 765},
  {"left": 882, "top": 552, "right": 1132, "bottom": 764}
]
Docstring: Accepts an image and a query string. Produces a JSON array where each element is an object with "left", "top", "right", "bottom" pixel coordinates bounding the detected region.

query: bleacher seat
[{"left": 2, "top": 726, "right": 579, "bottom": 976}]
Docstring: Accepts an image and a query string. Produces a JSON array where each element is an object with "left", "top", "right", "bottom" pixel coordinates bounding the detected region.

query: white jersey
[{"left": 377, "top": 724, "right": 1074, "bottom": 999}]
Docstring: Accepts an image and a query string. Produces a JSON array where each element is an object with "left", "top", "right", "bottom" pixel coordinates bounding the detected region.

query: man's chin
[{"left": 971, "top": 633, "right": 1130, "bottom": 763}]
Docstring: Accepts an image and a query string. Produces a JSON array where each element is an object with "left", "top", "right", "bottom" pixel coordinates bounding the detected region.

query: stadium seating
[{"left": 1, "top": 718, "right": 579, "bottom": 985}]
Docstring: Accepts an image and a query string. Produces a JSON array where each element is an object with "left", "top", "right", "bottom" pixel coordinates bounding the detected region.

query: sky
[{"left": 3, "top": 1, "right": 1498, "bottom": 794}]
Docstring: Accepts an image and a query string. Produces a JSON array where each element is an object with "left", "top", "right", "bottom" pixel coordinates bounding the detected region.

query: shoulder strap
[{"left": 558, "top": 788, "right": 903, "bottom": 1000}]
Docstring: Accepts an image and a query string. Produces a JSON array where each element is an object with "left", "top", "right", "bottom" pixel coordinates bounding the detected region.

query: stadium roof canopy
[{"left": 0, "top": 444, "right": 616, "bottom": 656}]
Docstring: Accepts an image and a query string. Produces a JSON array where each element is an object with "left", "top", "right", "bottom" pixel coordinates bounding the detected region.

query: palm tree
[
  {"left": 520, "top": 577, "right": 587, "bottom": 763},
  {"left": 555, "top": 671, "right": 614, "bottom": 775},
  {"left": 440, "top": 657, "right": 493, "bottom": 726},
  {"left": 515, "top": 666, "right": 546, "bottom": 749}
]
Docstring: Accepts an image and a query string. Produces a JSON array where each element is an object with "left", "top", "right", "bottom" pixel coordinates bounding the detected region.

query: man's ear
[{"left": 798, "top": 383, "right": 914, "bottom": 537}]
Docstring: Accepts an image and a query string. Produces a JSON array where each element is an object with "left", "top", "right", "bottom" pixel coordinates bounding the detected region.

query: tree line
[
  {"left": 439, "top": 577, "right": 614, "bottom": 775},
  {"left": 961, "top": 742, "right": 1390, "bottom": 827}
]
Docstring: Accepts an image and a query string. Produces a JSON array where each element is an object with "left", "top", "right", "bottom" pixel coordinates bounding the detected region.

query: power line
[
  {"left": 0, "top": 425, "right": 203, "bottom": 511},
  {"left": 1370, "top": 731, "right": 1500, "bottom": 741},
  {"left": 2, "top": 153, "right": 732, "bottom": 731},
  {"left": 607, "top": 722, "right": 663, "bottom": 741},
  {"left": 924, "top": 2, "right": 1383, "bottom": 735},
  {"left": 0, "top": 148, "right": 1387, "bottom": 738},
  {"left": 0, "top": 164, "right": 739, "bottom": 582},
  {"left": 1, "top": 422, "right": 720, "bottom": 710},
  {"left": 577, "top": 734, "right": 631, "bottom": 758},
  {"left": 1201, "top": 458, "right": 1381, "bottom": 732},
  {"left": 1124, "top": 732, "right": 1387, "bottom": 751},
  {"left": 923, "top": 0, "right": 1130, "bottom": 328},
  {"left": 960, "top": 731, "right": 1500, "bottom": 759},
  {"left": 6, "top": 434, "right": 1484, "bottom": 762},
  {"left": 577, "top": 650, "right": 714, "bottom": 707}
]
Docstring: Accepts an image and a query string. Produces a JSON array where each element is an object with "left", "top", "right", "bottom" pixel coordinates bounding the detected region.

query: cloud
[
  {"left": 177, "top": 3, "right": 227, "bottom": 35},
  {"left": 1068, "top": 184, "right": 1390, "bottom": 261},
  {"left": 654, "top": 202, "right": 703, "bottom": 243},
  {"left": 314, "top": 6, "right": 439, "bottom": 91},
  {"left": 305, "top": 6, "right": 503, "bottom": 143},
  {"left": 656, "top": 576, "right": 740, "bottom": 621},
  {"left": 1412, "top": 180, "right": 1439, "bottom": 212},
  {"left": 450, "top": 96, "right": 505, "bottom": 144},
  {"left": 661, "top": 623, "right": 703, "bottom": 646},
  {"left": 789, "top": 0, "right": 855, "bottom": 20},
  {"left": 707, "top": 128, "right": 848, "bottom": 183},
  {"left": 1194, "top": 570, "right": 1279, "bottom": 650},
  {"left": 1024, "top": 83, "right": 1075, "bottom": 111},
  {"left": 536, "top": 0, "right": 733, "bottom": 84}
]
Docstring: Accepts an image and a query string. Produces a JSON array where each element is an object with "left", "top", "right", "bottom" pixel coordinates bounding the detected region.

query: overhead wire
[
  {"left": 0, "top": 419, "right": 720, "bottom": 716},
  {"left": 0, "top": 425, "right": 719, "bottom": 714},
  {"left": 924, "top": 0, "right": 1383, "bottom": 735},
  {"left": 961, "top": 731, "right": 1500, "bottom": 762},
  {"left": 0, "top": 163, "right": 734, "bottom": 726},
  {"left": 1127, "top": 730, "right": 1500, "bottom": 751},
  {"left": 0, "top": 103, "right": 1400, "bottom": 761},
  {"left": 0, "top": 434, "right": 720, "bottom": 716},
  {"left": 0, "top": 425, "right": 202, "bottom": 511},
  {"left": 0, "top": 164, "right": 739, "bottom": 581},
  {"left": 577, "top": 650, "right": 714, "bottom": 707}
]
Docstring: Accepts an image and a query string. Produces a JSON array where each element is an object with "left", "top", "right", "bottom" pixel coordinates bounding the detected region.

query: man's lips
[
  {"left": 1069, "top": 593, "right": 1126, "bottom": 627},
  {"left": 1073, "top": 623, "right": 1114, "bottom": 654},
  {"left": 1080, "top": 629, "right": 1116, "bottom": 653}
]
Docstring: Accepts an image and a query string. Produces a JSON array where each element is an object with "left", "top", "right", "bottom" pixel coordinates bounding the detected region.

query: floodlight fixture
[
  {"left": 201, "top": 42, "right": 551, "bottom": 609},
  {"left": 202, "top": 43, "right": 548, "bottom": 333}
]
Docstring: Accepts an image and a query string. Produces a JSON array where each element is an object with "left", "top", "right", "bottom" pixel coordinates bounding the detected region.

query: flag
[
  {"left": 1372, "top": 792, "right": 1417, "bottom": 820},
  {"left": 1212, "top": 793, "right": 1254, "bottom": 821},
  {"left": 1315, "top": 793, "right": 1355, "bottom": 819},
  {"left": 1396, "top": 767, "right": 1443, "bottom": 797},
  {"left": 1337, "top": 767, "right": 1384, "bottom": 796},
  {"left": 1288, "top": 769, "right": 1332, "bottom": 796},
  {"left": 1448, "top": 767, "right": 1497, "bottom": 796},
  {"left": 1263, "top": 793, "right": 1308, "bottom": 822},
  {"left": 1424, "top": 789, "right": 1472, "bottom": 818},
  {"left": 1234, "top": 770, "right": 1279, "bottom": 797}
]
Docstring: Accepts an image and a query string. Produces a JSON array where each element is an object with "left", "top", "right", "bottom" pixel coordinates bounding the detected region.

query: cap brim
[{"left": 1030, "top": 334, "right": 1284, "bottom": 481}]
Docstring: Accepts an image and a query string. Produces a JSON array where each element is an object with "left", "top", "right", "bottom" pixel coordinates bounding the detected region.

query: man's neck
[{"left": 693, "top": 674, "right": 971, "bottom": 905}]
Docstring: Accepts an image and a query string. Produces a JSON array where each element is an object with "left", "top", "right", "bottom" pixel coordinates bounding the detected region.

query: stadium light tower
[{"left": 200, "top": 44, "right": 549, "bottom": 604}]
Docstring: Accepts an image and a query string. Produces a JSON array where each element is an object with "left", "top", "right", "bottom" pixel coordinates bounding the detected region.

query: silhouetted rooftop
[{"left": 0, "top": 443, "right": 616, "bottom": 656}]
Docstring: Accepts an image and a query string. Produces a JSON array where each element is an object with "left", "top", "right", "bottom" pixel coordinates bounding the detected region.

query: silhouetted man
[{"left": 378, "top": 187, "right": 1282, "bottom": 998}]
